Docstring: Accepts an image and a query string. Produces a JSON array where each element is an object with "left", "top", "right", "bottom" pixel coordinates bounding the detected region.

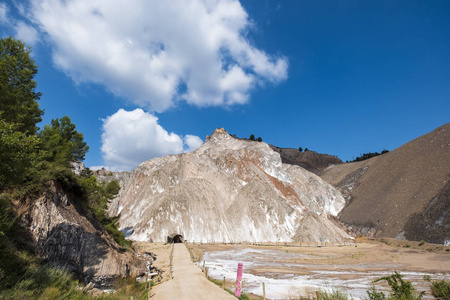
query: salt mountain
[{"left": 108, "top": 128, "right": 350, "bottom": 243}]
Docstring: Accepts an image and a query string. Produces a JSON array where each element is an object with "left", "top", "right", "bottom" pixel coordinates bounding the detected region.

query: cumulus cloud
[
  {"left": 25, "top": 0, "right": 288, "bottom": 111},
  {"left": 101, "top": 109, "right": 203, "bottom": 171},
  {"left": 14, "top": 21, "right": 39, "bottom": 46}
]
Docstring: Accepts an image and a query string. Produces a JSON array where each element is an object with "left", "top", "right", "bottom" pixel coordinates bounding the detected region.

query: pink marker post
[{"left": 235, "top": 262, "right": 244, "bottom": 297}]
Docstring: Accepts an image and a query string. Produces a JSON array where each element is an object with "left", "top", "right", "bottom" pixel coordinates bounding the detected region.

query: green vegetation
[
  {"left": 299, "top": 147, "right": 303, "bottom": 152},
  {"left": 249, "top": 134, "right": 262, "bottom": 142},
  {"left": 207, "top": 276, "right": 250, "bottom": 300},
  {"left": 0, "top": 37, "right": 43, "bottom": 135},
  {"left": 0, "top": 119, "right": 38, "bottom": 190},
  {"left": 76, "top": 175, "right": 131, "bottom": 250},
  {"left": 318, "top": 288, "right": 352, "bottom": 300},
  {"left": 0, "top": 36, "right": 136, "bottom": 299},
  {"left": 367, "top": 272, "right": 425, "bottom": 300},
  {"left": 39, "top": 115, "right": 89, "bottom": 164},
  {"left": 350, "top": 150, "right": 389, "bottom": 162},
  {"left": 424, "top": 276, "right": 450, "bottom": 300}
]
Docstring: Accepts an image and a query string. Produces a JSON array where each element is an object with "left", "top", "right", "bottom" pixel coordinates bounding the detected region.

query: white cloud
[
  {"left": 0, "top": 3, "right": 8, "bottom": 24},
  {"left": 184, "top": 135, "right": 204, "bottom": 152},
  {"left": 25, "top": 0, "right": 288, "bottom": 112},
  {"left": 101, "top": 109, "right": 203, "bottom": 171},
  {"left": 14, "top": 21, "right": 39, "bottom": 46}
]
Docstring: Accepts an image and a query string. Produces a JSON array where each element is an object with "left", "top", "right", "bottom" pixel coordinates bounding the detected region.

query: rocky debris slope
[
  {"left": 109, "top": 128, "right": 350, "bottom": 243},
  {"left": 269, "top": 146, "right": 343, "bottom": 175},
  {"left": 321, "top": 123, "right": 450, "bottom": 244},
  {"left": 20, "top": 181, "right": 146, "bottom": 285}
]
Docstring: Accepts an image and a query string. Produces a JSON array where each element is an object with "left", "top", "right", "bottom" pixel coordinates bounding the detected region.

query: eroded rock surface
[
  {"left": 21, "top": 182, "right": 146, "bottom": 285},
  {"left": 109, "top": 128, "right": 350, "bottom": 243}
]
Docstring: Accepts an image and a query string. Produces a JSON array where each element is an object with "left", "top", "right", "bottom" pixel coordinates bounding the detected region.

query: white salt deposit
[{"left": 200, "top": 248, "right": 446, "bottom": 300}]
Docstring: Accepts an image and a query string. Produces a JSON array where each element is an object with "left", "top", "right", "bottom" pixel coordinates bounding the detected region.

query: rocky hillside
[
  {"left": 20, "top": 181, "right": 146, "bottom": 285},
  {"left": 321, "top": 123, "right": 450, "bottom": 244},
  {"left": 269, "top": 146, "right": 343, "bottom": 175},
  {"left": 108, "top": 128, "right": 350, "bottom": 243}
]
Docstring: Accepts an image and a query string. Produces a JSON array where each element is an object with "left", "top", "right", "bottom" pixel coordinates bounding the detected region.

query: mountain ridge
[{"left": 108, "top": 128, "right": 350, "bottom": 243}]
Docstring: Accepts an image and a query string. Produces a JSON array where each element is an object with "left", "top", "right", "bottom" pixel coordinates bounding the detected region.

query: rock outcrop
[
  {"left": 21, "top": 181, "right": 146, "bottom": 285},
  {"left": 109, "top": 128, "right": 350, "bottom": 243},
  {"left": 269, "top": 146, "right": 343, "bottom": 175},
  {"left": 321, "top": 123, "right": 450, "bottom": 244}
]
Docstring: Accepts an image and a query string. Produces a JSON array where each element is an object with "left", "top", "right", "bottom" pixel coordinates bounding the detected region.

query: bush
[
  {"left": 430, "top": 280, "right": 450, "bottom": 300},
  {"left": 367, "top": 272, "right": 424, "bottom": 300}
]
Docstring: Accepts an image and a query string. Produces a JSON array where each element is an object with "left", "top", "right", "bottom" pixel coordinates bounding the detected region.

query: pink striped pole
[{"left": 235, "top": 263, "right": 244, "bottom": 297}]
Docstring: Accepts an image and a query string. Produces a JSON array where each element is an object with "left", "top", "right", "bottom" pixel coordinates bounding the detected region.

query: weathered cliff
[
  {"left": 109, "top": 128, "right": 350, "bottom": 243},
  {"left": 20, "top": 182, "right": 146, "bottom": 285}
]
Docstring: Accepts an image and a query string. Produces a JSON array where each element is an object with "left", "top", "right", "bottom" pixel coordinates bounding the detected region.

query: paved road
[{"left": 151, "top": 243, "right": 237, "bottom": 300}]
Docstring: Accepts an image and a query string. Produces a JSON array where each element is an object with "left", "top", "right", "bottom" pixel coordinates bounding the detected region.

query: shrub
[
  {"left": 367, "top": 272, "right": 424, "bottom": 300},
  {"left": 430, "top": 280, "right": 450, "bottom": 300}
]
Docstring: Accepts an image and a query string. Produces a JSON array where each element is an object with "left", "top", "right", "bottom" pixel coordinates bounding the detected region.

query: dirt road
[{"left": 151, "top": 243, "right": 237, "bottom": 300}]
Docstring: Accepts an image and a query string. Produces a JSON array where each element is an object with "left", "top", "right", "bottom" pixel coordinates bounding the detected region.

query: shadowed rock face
[
  {"left": 269, "top": 146, "right": 343, "bottom": 175},
  {"left": 109, "top": 129, "right": 350, "bottom": 243},
  {"left": 321, "top": 123, "right": 450, "bottom": 244},
  {"left": 21, "top": 182, "right": 146, "bottom": 284}
]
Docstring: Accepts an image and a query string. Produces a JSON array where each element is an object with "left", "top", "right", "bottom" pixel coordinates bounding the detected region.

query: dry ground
[
  {"left": 134, "top": 239, "right": 449, "bottom": 299},
  {"left": 186, "top": 238, "right": 450, "bottom": 298},
  {"left": 188, "top": 238, "right": 450, "bottom": 274},
  {"left": 133, "top": 242, "right": 173, "bottom": 283},
  {"left": 142, "top": 243, "right": 237, "bottom": 300}
]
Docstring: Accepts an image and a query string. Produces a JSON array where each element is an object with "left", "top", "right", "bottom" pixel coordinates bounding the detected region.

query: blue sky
[{"left": 1, "top": 0, "right": 449, "bottom": 170}]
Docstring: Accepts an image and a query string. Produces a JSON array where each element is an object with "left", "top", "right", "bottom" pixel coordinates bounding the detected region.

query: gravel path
[{"left": 151, "top": 243, "right": 237, "bottom": 300}]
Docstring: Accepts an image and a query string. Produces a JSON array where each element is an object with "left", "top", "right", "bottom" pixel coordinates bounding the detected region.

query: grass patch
[{"left": 318, "top": 288, "right": 353, "bottom": 300}]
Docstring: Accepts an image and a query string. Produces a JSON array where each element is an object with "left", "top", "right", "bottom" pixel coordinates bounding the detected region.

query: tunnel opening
[{"left": 167, "top": 234, "right": 184, "bottom": 243}]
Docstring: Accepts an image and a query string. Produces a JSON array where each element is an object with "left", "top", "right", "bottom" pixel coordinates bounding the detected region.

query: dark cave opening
[{"left": 168, "top": 234, "right": 184, "bottom": 243}]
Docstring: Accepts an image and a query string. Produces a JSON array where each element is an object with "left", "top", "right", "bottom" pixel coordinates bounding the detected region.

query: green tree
[
  {"left": 298, "top": 147, "right": 303, "bottom": 152},
  {"left": 0, "top": 119, "right": 38, "bottom": 190},
  {"left": 249, "top": 134, "right": 255, "bottom": 141},
  {"left": 39, "top": 116, "right": 89, "bottom": 166},
  {"left": 304, "top": 147, "right": 309, "bottom": 152},
  {"left": 257, "top": 137, "right": 262, "bottom": 142},
  {"left": 0, "top": 37, "right": 43, "bottom": 135}
]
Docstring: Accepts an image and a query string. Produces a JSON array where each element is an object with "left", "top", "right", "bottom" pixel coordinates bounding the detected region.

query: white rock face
[{"left": 109, "top": 129, "right": 350, "bottom": 243}]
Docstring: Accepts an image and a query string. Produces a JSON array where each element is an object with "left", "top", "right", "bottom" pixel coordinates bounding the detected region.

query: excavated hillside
[
  {"left": 109, "top": 128, "right": 350, "bottom": 243},
  {"left": 269, "top": 146, "right": 343, "bottom": 175},
  {"left": 321, "top": 123, "right": 450, "bottom": 244}
]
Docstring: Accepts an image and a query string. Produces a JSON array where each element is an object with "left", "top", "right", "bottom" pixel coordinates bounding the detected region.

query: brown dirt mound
[{"left": 321, "top": 123, "right": 450, "bottom": 244}]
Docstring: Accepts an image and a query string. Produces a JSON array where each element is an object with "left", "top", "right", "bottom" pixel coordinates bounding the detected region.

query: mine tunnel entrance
[{"left": 167, "top": 234, "right": 184, "bottom": 243}]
